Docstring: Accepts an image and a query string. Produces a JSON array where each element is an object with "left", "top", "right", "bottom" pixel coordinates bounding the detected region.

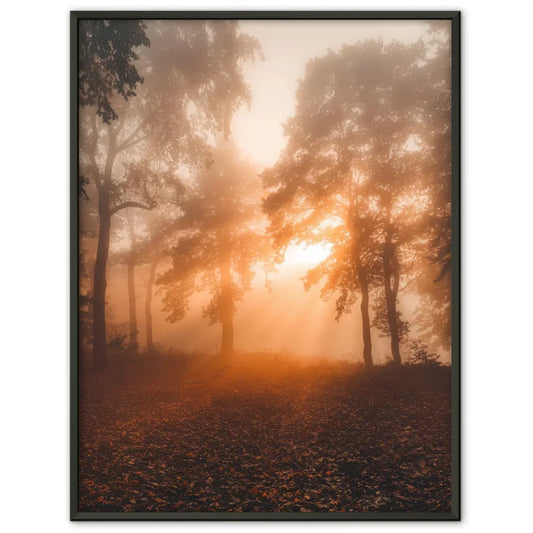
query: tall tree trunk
[
  {"left": 127, "top": 259, "right": 138, "bottom": 351},
  {"left": 218, "top": 230, "right": 234, "bottom": 357},
  {"left": 145, "top": 255, "right": 159, "bottom": 352},
  {"left": 93, "top": 129, "right": 118, "bottom": 370},
  {"left": 383, "top": 222, "right": 401, "bottom": 365},
  {"left": 220, "top": 259, "right": 234, "bottom": 357},
  {"left": 92, "top": 191, "right": 111, "bottom": 370},
  {"left": 91, "top": 130, "right": 117, "bottom": 370},
  {"left": 352, "top": 210, "right": 373, "bottom": 368},
  {"left": 357, "top": 263, "right": 373, "bottom": 368},
  {"left": 126, "top": 212, "right": 138, "bottom": 352}
]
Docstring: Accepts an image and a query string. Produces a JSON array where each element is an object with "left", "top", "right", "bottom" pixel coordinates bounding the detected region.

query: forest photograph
[{"left": 74, "top": 14, "right": 457, "bottom": 519}]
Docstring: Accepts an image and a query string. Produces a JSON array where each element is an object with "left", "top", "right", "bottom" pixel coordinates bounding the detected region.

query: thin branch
[
  {"left": 110, "top": 201, "right": 155, "bottom": 217},
  {"left": 116, "top": 119, "right": 148, "bottom": 153},
  {"left": 86, "top": 113, "right": 102, "bottom": 192},
  {"left": 117, "top": 134, "right": 150, "bottom": 153}
]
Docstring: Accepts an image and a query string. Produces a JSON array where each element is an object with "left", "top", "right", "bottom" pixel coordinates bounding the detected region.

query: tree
[
  {"left": 158, "top": 140, "right": 265, "bottom": 357},
  {"left": 262, "top": 42, "right": 415, "bottom": 367},
  {"left": 79, "top": 20, "right": 260, "bottom": 369},
  {"left": 144, "top": 254, "right": 160, "bottom": 352},
  {"left": 412, "top": 24, "right": 452, "bottom": 351},
  {"left": 421, "top": 24, "right": 452, "bottom": 282},
  {"left": 412, "top": 261, "right": 451, "bottom": 351},
  {"left": 264, "top": 37, "right": 449, "bottom": 366},
  {"left": 126, "top": 200, "right": 189, "bottom": 353},
  {"left": 340, "top": 40, "right": 431, "bottom": 366},
  {"left": 264, "top": 158, "right": 381, "bottom": 368},
  {"left": 79, "top": 20, "right": 150, "bottom": 123},
  {"left": 125, "top": 210, "right": 140, "bottom": 352}
]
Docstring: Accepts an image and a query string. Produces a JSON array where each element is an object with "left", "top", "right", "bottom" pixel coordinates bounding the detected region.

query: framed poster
[{"left": 71, "top": 11, "right": 460, "bottom": 520}]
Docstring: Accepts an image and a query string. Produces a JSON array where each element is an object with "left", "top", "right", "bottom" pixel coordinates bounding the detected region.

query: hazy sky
[{"left": 232, "top": 20, "right": 442, "bottom": 167}]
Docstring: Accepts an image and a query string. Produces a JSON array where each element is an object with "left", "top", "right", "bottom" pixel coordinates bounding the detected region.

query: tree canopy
[
  {"left": 158, "top": 140, "right": 266, "bottom": 356},
  {"left": 263, "top": 36, "right": 451, "bottom": 364},
  {"left": 79, "top": 20, "right": 150, "bottom": 123},
  {"left": 79, "top": 20, "right": 261, "bottom": 368}
]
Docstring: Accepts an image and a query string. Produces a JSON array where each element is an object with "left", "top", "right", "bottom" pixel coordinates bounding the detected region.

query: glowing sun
[{"left": 284, "top": 242, "right": 332, "bottom": 268}]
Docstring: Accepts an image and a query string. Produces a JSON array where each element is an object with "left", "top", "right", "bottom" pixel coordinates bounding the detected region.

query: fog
[{"left": 79, "top": 19, "right": 451, "bottom": 369}]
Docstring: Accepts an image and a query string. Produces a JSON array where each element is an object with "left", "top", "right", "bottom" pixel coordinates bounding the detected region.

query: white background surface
[{"left": 1, "top": 0, "right": 531, "bottom": 531}]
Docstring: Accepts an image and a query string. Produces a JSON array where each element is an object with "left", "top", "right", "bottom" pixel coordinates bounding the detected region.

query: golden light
[{"left": 283, "top": 242, "right": 332, "bottom": 268}]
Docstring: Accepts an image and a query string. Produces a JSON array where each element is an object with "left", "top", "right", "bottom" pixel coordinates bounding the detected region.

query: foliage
[
  {"left": 79, "top": 20, "right": 261, "bottom": 367},
  {"left": 407, "top": 339, "right": 442, "bottom": 366},
  {"left": 79, "top": 292, "right": 93, "bottom": 351},
  {"left": 79, "top": 20, "right": 150, "bottom": 123},
  {"left": 158, "top": 140, "right": 267, "bottom": 326},
  {"left": 107, "top": 323, "right": 128, "bottom": 352},
  {"left": 412, "top": 261, "right": 452, "bottom": 351},
  {"left": 412, "top": 26, "right": 452, "bottom": 347},
  {"left": 263, "top": 36, "right": 452, "bottom": 363},
  {"left": 372, "top": 291, "right": 410, "bottom": 339},
  {"left": 79, "top": 361, "right": 451, "bottom": 512}
]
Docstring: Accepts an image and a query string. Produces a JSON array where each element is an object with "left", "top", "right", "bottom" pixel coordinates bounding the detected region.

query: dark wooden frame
[{"left": 70, "top": 10, "right": 461, "bottom": 521}]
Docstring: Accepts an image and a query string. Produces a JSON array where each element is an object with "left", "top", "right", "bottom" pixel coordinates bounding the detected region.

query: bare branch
[
  {"left": 110, "top": 201, "right": 155, "bottom": 216},
  {"left": 116, "top": 119, "right": 148, "bottom": 153},
  {"left": 117, "top": 135, "right": 150, "bottom": 153}
]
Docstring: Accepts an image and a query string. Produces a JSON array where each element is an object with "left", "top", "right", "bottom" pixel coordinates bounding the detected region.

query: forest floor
[{"left": 78, "top": 354, "right": 452, "bottom": 514}]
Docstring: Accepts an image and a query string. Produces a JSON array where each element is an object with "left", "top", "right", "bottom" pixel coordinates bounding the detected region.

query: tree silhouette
[
  {"left": 79, "top": 20, "right": 150, "bottom": 123},
  {"left": 114, "top": 196, "right": 189, "bottom": 353},
  {"left": 124, "top": 210, "right": 141, "bottom": 352},
  {"left": 144, "top": 254, "right": 160, "bottom": 352},
  {"left": 341, "top": 40, "right": 432, "bottom": 366},
  {"left": 158, "top": 140, "right": 265, "bottom": 356},
  {"left": 264, "top": 37, "right": 448, "bottom": 366},
  {"left": 79, "top": 20, "right": 260, "bottom": 369},
  {"left": 264, "top": 157, "right": 381, "bottom": 367},
  {"left": 412, "top": 25, "right": 452, "bottom": 351}
]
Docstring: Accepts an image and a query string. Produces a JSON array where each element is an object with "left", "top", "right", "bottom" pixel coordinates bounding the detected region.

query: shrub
[{"left": 407, "top": 339, "right": 441, "bottom": 366}]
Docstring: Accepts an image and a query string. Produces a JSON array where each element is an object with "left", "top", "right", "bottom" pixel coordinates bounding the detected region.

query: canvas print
[{"left": 74, "top": 13, "right": 458, "bottom": 519}]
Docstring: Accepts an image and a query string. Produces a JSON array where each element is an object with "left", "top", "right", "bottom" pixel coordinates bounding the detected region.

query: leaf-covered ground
[{"left": 78, "top": 356, "right": 451, "bottom": 514}]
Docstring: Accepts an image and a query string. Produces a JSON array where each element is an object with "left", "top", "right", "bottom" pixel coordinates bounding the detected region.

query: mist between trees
[{"left": 78, "top": 19, "right": 451, "bottom": 372}]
